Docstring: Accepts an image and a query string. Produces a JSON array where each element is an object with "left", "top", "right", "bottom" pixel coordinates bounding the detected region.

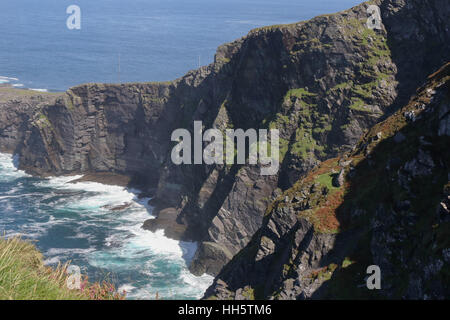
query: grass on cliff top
[
  {"left": 0, "top": 87, "right": 61, "bottom": 103},
  {"left": 0, "top": 237, "right": 125, "bottom": 300}
]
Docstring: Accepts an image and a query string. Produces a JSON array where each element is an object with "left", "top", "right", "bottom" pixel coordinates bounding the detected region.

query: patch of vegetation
[
  {"left": 290, "top": 127, "right": 326, "bottom": 160},
  {"left": 35, "top": 113, "right": 53, "bottom": 130},
  {"left": 260, "top": 86, "right": 333, "bottom": 165},
  {"left": 348, "top": 98, "right": 370, "bottom": 112},
  {"left": 311, "top": 189, "right": 345, "bottom": 234},
  {"left": 0, "top": 88, "right": 61, "bottom": 103},
  {"left": 309, "top": 263, "right": 338, "bottom": 282},
  {"left": 282, "top": 89, "right": 331, "bottom": 161},
  {"left": 328, "top": 81, "right": 354, "bottom": 93},
  {"left": 0, "top": 237, "right": 125, "bottom": 300},
  {"left": 351, "top": 81, "right": 377, "bottom": 100},
  {"left": 290, "top": 38, "right": 331, "bottom": 54},
  {"left": 278, "top": 137, "right": 290, "bottom": 163},
  {"left": 315, "top": 172, "right": 339, "bottom": 191},
  {"left": 217, "top": 57, "right": 231, "bottom": 64},
  {"left": 277, "top": 158, "right": 345, "bottom": 233},
  {"left": 284, "top": 88, "right": 317, "bottom": 103},
  {"left": 64, "top": 95, "right": 75, "bottom": 111},
  {"left": 342, "top": 257, "right": 355, "bottom": 268},
  {"left": 241, "top": 286, "right": 255, "bottom": 300},
  {"left": 339, "top": 17, "right": 394, "bottom": 112},
  {"left": 267, "top": 113, "right": 290, "bottom": 130},
  {"left": 250, "top": 22, "right": 300, "bottom": 33}
]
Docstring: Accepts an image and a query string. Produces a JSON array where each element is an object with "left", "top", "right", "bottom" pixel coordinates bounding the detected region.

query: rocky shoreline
[{"left": 67, "top": 172, "right": 133, "bottom": 188}]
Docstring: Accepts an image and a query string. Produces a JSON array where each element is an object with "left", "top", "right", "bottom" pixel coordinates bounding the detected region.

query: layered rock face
[
  {"left": 204, "top": 62, "right": 450, "bottom": 300},
  {"left": 0, "top": 0, "right": 449, "bottom": 279},
  {"left": 0, "top": 89, "right": 62, "bottom": 155}
]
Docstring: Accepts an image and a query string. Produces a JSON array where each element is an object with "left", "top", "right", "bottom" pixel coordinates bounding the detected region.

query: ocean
[
  {"left": 0, "top": 0, "right": 362, "bottom": 299},
  {"left": 0, "top": 152, "right": 213, "bottom": 299},
  {"left": 0, "top": 0, "right": 361, "bottom": 91}
]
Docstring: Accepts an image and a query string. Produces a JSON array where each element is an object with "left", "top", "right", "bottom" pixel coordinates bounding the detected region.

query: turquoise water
[{"left": 0, "top": 153, "right": 213, "bottom": 299}]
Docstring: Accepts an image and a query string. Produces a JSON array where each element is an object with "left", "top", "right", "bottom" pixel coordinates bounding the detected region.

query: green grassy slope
[{"left": 0, "top": 237, "right": 124, "bottom": 300}]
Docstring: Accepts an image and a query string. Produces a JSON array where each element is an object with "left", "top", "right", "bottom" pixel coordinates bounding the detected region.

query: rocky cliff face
[
  {"left": 0, "top": 0, "right": 449, "bottom": 280},
  {"left": 0, "top": 89, "right": 62, "bottom": 155},
  {"left": 156, "top": 0, "right": 450, "bottom": 276},
  {"left": 204, "top": 62, "right": 450, "bottom": 300}
]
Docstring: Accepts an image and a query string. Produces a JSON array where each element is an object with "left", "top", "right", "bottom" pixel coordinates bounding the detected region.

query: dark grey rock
[{"left": 189, "top": 242, "right": 234, "bottom": 276}]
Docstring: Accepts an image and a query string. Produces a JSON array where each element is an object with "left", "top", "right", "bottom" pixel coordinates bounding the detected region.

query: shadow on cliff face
[
  {"left": 147, "top": 30, "right": 293, "bottom": 242},
  {"left": 300, "top": 69, "right": 449, "bottom": 299},
  {"left": 297, "top": 1, "right": 450, "bottom": 298},
  {"left": 148, "top": 0, "right": 450, "bottom": 279},
  {"left": 307, "top": 1, "right": 450, "bottom": 297},
  {"left": 203, "top": 62, "right": 449, "bottom": 300},
  {"left": 379, "top": 0, "right": 450, "bottom": 115},
  {"left": 314, "top": 131, "right": 448, "bottom": 298}
]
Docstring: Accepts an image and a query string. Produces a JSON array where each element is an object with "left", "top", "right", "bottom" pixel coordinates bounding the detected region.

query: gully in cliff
[{"left": 171, "top": 121, "right": 280, "bottom": 175}]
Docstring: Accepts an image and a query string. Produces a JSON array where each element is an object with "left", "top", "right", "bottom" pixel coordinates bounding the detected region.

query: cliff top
[{"left": 0, "top": 87, "right": 62, "bottom": 103}]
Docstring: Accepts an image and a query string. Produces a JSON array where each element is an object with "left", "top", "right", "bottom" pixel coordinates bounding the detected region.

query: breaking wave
[{"left": 0, "top": 152, "right": 213, "bottom": 300}]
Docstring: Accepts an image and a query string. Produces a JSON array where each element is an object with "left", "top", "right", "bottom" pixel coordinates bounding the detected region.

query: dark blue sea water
[
  {"left": 0, "top": 0, "right": 361, "bottom": 91},
  {"left": 0, "top": 0, "right": 363, "bottom": 299}
]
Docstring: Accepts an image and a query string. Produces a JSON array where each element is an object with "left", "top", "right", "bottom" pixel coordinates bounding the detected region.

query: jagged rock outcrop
[
  {"left": 0, "top": 0, "right": 449, "bottom": 277},
  {"left": 0, "top": 89, "right": 62, "bottom": 154},
  {"left": 204, "top": 63, "right": 450, "bottom": 300}
]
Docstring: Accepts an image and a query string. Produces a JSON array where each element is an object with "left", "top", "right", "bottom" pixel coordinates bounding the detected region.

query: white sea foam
[
  {"left": 95, "top": 218, "right": 214, "bottom": 300},
  {"left": 46, "top": 247, "right": 97, "bottom": 256},
  {"left": 122, "top": 225, "right": 182, "bottom": 256},
  {"left": 0, "top": 76, "right": 21, "bottom": 86},
  {"left": 30, "top": 88, "right": 48, "bottom": 92},
  {"left": 0, "top": 76, "right": 19, "bottom": 81},
  {"left": 34, "top": 175, "right": 84, "bottom": 188},
  {"left": 0, "top": 153, "right": 29, "bottom": 182},
  {"left": 42, "top": 174, "right": 214, "bottom": 299},
  {"left": 37, "top": 178, "right": 138, "bottom": 213},
  {"left": 5, "top": 231, "right": 44, "bottom": 240},
  {"left": 6, "top": 187, "right": 21, "bottom": 194},
  {"left": 43, "top": 256, "right": 63, "bottom": 265},
  {"left": 43, "top": 247, "right": 97, "bottom": 266},
  {"left": 13, "top": 214, "right": 68, "bottom": 240},
  {"left": 67, "top": 232, "right": 93, "bottom": 240},
  {"left": 118, "top": 284, "right": 136, "bottom": 294},
  {"left": 180, "top": 270, "right": 214, "bottom": 298},
  {"left": 0, "top": 156, "right": 214, "bottom": 299}
]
